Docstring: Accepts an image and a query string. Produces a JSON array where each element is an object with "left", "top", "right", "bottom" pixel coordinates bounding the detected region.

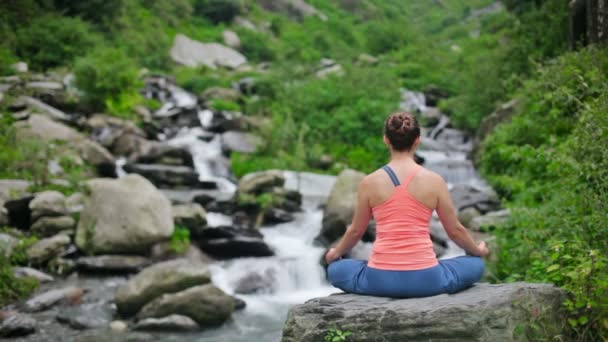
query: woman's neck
[{"left": 389, "top": 149, "right": 416, "bottom": 164}]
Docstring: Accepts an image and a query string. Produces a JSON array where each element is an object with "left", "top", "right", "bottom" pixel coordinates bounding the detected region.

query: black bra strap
[{"left": 382, "top": 165, "right": 401, "bottom": 186}]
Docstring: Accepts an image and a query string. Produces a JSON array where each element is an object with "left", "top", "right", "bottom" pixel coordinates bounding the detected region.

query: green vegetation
[
  {"left": 171, "top": 226, "right": 191, "bottom": 254},
  {"left": 0, "top": 228, "right": 40, "bottom": 307},
  {"left": 325, "top": 327, "right": 353, "bottom": 342},
  {"left": 481, "top": 47, "right": 608, "bottom": 340}
]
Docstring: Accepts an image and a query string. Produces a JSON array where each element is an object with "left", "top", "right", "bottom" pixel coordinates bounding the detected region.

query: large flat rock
[{"left": 282, "top": 282, "right": 566, "bottom": 342}]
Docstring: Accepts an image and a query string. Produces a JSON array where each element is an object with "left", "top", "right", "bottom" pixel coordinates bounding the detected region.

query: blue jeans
[{"left": 327, "top": 256, "right": 485, "bottom": 298}]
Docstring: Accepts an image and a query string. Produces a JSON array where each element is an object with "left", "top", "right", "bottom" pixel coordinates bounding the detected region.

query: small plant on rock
[
  {"left": 325, "top": 327, "right": 352, "bottom": 342},
  {"left": 171, "top": 226, "right": 191, "bottom": 254}
]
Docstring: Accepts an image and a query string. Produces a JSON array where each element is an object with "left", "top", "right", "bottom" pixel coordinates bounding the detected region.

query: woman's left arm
[{"left": 325, "top": 178, "right": 372, "bottom": 263}]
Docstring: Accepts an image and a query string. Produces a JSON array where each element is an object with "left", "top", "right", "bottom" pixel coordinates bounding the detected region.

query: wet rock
[
  {"left": 75, "top": 174, "right": 174, "bottom": 255},
  {"left": 281, "top": 283, "right": 566, "bottom": 342},
  {"left": 24, "top": 286, "right": 84, "bottom": 312},
  {"left": 123, "top": 163, "right": 206, "bottom": 189},
  {"left": 15, "top": 114, "right": 115, "bottom": 175},
  {"left": 223, "top": 30, "right": 241, "bottom": 49},
  {"left": 134, "top": 314, "right": 200, "bottom": 332},
  {"left": 150, "top": 242, "right": 212, "bottom": 264},
  {"left": 173, "top": 203, "right": 207, "bottom": 233},
  {"left": 112, "top": 133, "right": 155, "bottom": 160},
  {"left": 194, "top": 226, "right": 274, "bottom": 258},
  {"left": 49, "top": 257, "right": 77, "bottom": 275},
  {"left": 135, "top": 144, "right": 193, "bottom": 167},
  {"left": 257, "top": 0, "right": 327, "bottom": 21},
  {"left": 399, "top": 89, "right": 426, "bottom": 113},
  {"left": 239, "top": 170, "right": 285, "bottom": 194},
  {"left": 76, "top": 255, "right": 151, "bottom": 273},
  {"left": 0, "top": 313, "right": 36, "bottom": 337},
  {"left": 470, "top": 209, "right": 511, "bottom": 232},
  {"left": 56, "top": 305, "right": 112, "bottom": 330},
  {"left": 30, "top": 215, "right": 75, "bottom": 237},
  {"left": 170, "top": 34, "right": 247, "bottom": 69},
  {"left": 233, "top": 297, "right": 247, "bottom": 310},
  {"left": 458, "top": 207, "right": 482, "bottom": 228},
  {"left": 86, "top": 113, "right": 146, "bottom": 149},
  {"left": 221, "top": 131, "right": 262, "bottom": 154},
  {"left": 423, "top": 85, "right": 450, "bottom": 107},
  {"left": 263, "top": 207, "right": 295, "bottom": 224},
  {"left": 234, "top": 269, "right": 276, "bottom": 294},
  {"left": 137, "top": 284, "right": 235, "bottom": 327},
  {"left": 419, "top": 107, "right": 442, "bottom": 127},
  {"left": 0, "top": 233, "right": 18, "bottom": 258},
  {"left": 316, "top": 169, "right": 365, "bottom": 246},
  {"left": 450, "top": 184, "right": 501, "bottom": 214},
  {"left": 13, "top": 267, "right": 54, "bottom": 283},
  {"left": 26, "top": 233, "right": 71, "bottom": 265},
  {"left": 115, "top": 258, "right": 211, "bottom": 317}
]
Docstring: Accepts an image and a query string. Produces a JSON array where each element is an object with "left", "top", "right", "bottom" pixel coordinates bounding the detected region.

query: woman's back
[{"left": 367, "top": 162, "right": 441, "bottom": 271}]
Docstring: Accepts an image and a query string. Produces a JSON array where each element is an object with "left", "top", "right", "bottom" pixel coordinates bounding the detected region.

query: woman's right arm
[{"left": 435, "top": 178, "right": 489, "bottom": 257}]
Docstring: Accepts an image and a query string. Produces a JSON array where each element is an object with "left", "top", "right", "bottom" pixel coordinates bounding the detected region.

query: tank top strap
[
  {"left": 382, "top": 165, "right": 400, "bottom": 186},
  {"left": 402, "top": 164, "right": 422, "bottom": 186}
]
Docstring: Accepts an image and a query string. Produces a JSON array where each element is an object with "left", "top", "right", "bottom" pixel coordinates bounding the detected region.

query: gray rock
[
  {"left": 26, "top": 81, "right": 63, "bottom": 90},
  {"left": 30, "top": 215, "right": 75, "bottom": 237},
  {"left": 257, "top": 0, "right": 327, "bottom": 21},
  {"left": 136, "top": 284, "right": 235, "bottom": 327},
  {"left": 170, "top": 34, "right": 247, "bottom": 69},
  {"left": 150, "top": 242, "right": 212, "bottom": 264},
  {"left": 282, "top": 283, "right": 567, "bottom": 342},
  {"left": 15, "top": 114, "right": 115, "bottom": 170},
  {"left": 115, "top": 258, "right": 211, "bottom": 317},
  {"left": 458, "top": 207, "right": 482, "bottom": 228},
  {"left": 0, "top": 179, "right": 31, "bottom": 202},
  {"left": 221, "top": 131, "right": 262, "bottom": 154},
  {"left": 173, "top": 203, "right": 207, "bottom": 233},
  {"left": 18, "top": 96, "right": 70, "bottom": 122},
  {"left": 0, "top": 203, "right": 7, "bottom": 226},
  {"left": 0, "top": 313, "right": 36, "bottom": 337},
  {"left": 399, "top": 89, "right": 427, "bottom": 113},
  {"left": 223, "top": 30, "right": 241, "bottom": 49},
  {"left": 0, "top": 233, "right": 18, "bottom": 258},
  {"left": 316, "top": 169, "right": 365, "bottom": 246},
  {"left": 419, "top": 107, "right": 442, "bottom": 127},
  {"left": 29, "top": 192, "right": 69, "bottom": 219},
  {"left": 357, "top": 53, "right": 379, "bottom": 65},
  {"left": 470, "top": 209, "right": 511, "bottom": 232},
  {"left": 123, "top": 163, "right": 203, "bottom": 188},
  {"left": 24, "top": 286, "right": 84, "bottom": 312},
  {"left": 201, "top": 87, "right": 241, "bottom": 103},
  {"left": 75, "top": 174, "right": 174, "bottom": 255},
  {"left": 316, "top": 64, "right": 344, "bottom": 78},
  {"left": 134, "top": 314, "right": 200, "bottom": 332},
  {"left": 13, "top": 267, "right": 54, "bottom": 283},
  {"left": 450, "top": 184, "right": 501, "bottom": 214},
  {"left": 235, "top": 269, "right": 276, "bottom": 294},
  {"left": 76, "top": 255, "right": 151, "bottom": 273},
  {"left": 26, "top": 233, "right": 71, "bottom": 265},
  {"left": 66, "top": 192, "right": 85, "bottom": 213},
  {"left": 238, "top": 170, "right": 285, "bottom": 194},
  {"left": 56, "top": 306, "right": 111, "bottom": 330},
  {"left": 12, "top": 61, "right": 28, "bottom": 73}
]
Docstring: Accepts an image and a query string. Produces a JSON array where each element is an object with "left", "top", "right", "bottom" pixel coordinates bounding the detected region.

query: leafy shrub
[
  {"left": 74, "top": 47, "right": 143, "bottom": 113},
  {"left": 325, "top": 327, "right": 352, "bottom": 342},
  {"left": 0, "top": 256, "right": 39, "bottom": 307},
  {"left": 50, "top": 0, "right": 125, "bottom": 27},
  {"left": 193, "top": 0, "right": 241, "bottom": 24},
  {"left": 0, "top": 47, "right": 17, "bottom": 75},
  {"left": 236, "top": 29, "right": 275, "bottom": 62},
  {"left": 211, "top": 99, "right": 240, "bottom": 111},
  {"left": 171, "top": 226, "right": 191, "bottom": 254},
  {"left": 15, "top": 15, "right": 99, "bottom": 70}
]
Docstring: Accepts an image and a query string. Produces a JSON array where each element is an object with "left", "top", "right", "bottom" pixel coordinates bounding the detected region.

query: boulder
[
  {"left": 56, "top": 305, "right": 112, "bottom": 330},
  {"left": 13, "top": 267, "right": 54, "bottom": 283},
  {"left": 75, "top": 174, "right": 174, "bottom": 255},
  {"left": 123, "top": 163, "right": 204, "bottom": 188},
  {"left": 221, "top": 131, "right": 262, "bottom": 154},
  {"left": 19, "top": 96, "right": 70, "bottom": 122},
  {"left": 135, "top": 144, "right": 193, "bottom": 167},
  {"left": 316, "top": 169, "right": 365, "bottom": 246},
  {"left": 282, "top": 283, "right": 566, "bottom": 342},
  {"left": 170, "top": 34, "right": 247, "bottom": 69},
  {"left": 194, "top": 226, "right": 274, "bottom": 258},
  {"left": 29, "top": 191, "right": 68, "bottom": 221},
  {"left": 75, "top": 255, "right": 151, "bottom": 273},
  {"left": 0, "top": 233, "right": 18, "bottom": 258},
  {"left": 257, "top": 0, "right": 327, "bottom": 21},
  {"left": 26, "top": 233, "right": 71, "bottom": 265},
  {"left": 24, "top": 286, "right": 84, "bottom": 312},
  {"left": 136, "top": 284, "right": 235, "bottom": 327},
  {"left": 150, "top": 242, "right": 212, "bottom": 264},
  {"left": 30, "top": 215, "right": 75, "bottom": 237},
  {"left": 173, "top": 203, "right": 207, "bottom": 234},
  {"left": 238, "top": 170, "right": 285, "bottom": 194},
  {"left": 234, "top": 269, "right": 276, "bottom": 294},
  {"left": 0, "top": 179, "right": 31, "bottom": 202},
  {"left": 223, "top": 30, "right": 241, "bottom": 49},
  {"left": 134, "top": 314, "right": 200, "bottom": 332},
  {"left": 450, "top": 184, "right": 501, "bottom": 214},
  {"left": 458, "top": 207, "right": 482, "bottom": 228},
  {"left": 263, "top": 207, "right": 295, "bottom": 224},
  {"left": 423, "top": 85, "right": 450, "bottom": 107},
  {"left": 470, "top": 209, "right": 511, "bottom": 232},
  {"left": 0, "top": 313, "right": 36, "bottom": 337},
  {"left": 114, "top": 258, "right": 211, "bottom": 317}
]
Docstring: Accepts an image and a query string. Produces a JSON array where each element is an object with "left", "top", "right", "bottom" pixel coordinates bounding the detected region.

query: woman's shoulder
[{"left": 415, "top": 166, "right": 446, "bottom": 185}]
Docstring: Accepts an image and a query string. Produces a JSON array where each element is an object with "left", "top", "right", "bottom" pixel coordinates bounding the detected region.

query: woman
[{"left": 325, "top": 112, "right": 489, "bottom": 298}]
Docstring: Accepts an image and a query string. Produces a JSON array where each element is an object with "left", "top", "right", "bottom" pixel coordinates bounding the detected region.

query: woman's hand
[
  {"left": 325, "top": 248, "right": 341, "bottom": 264},
  {"left": 477, "top": 241, "right": 490, "bottom": 257}
]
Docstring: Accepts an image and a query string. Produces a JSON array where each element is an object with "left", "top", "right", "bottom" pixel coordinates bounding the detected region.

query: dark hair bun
[{"left": 384, "top": 112, "right": 420, "bottom": 151}]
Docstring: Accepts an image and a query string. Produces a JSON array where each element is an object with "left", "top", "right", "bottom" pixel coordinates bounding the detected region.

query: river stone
[
  {"left": 76, "top": 255, "right": 151, "bottom": 273},
  {"left": 282, "top": 283, "right": 567, "bottom": 342},
  {"left": 0, "top": 179, "right": 31, "bottom": 202},
  {"left": 0, "top": 313, "right": 36, "bottom": 337},
  {"left": 234, "top": 269, "right": 276, "bottom": 294},
  {"left": 201, "top": 87, "right": 241, "bottom": 102},
  {"left": 221, "top": 131, "right": 262, "bottom": 154},
  {"left": 458, "top": 207, "right": 482, "bottom": 228},
  {"left": 19, "top": 96, "right": 70, "bottom": 122},
  {"left": 257, "top": 0, "right": 327, "bottom": 21},
  {"left": 173, "top": 203, "right": 207, "bottom": 233},
  {"left": 26, "top": 233, "right": 71, "bottom": 265},
  {"left": 13, "top": 267, "right": 54, "bottom": 283},
  {"left": 75, "top": 174, "right": 173, "bottom": 255},
  {"left": 15, "top": 114, "right": 115, "bottom": 171},
  {"left": 170, "top": 34, "right": 247, "bottom": 69},
  {"left": 195, "top": 227, "right": 274, "bottom": 259},
  {"left": 123, "top": 163, "right": 203, "bottom": 188},
  {"left": 0, "top": 233, "right": 18, "bottom": 258},
  {"left": 115, "top": 258, "right": 211, "bottom": 317},
  {"left": 238, "top": 170, "right": 285, "bottom": 194},
  {"left": 450, "top": 184, "right": 501, "bottom": 214},
  {"left": 29, "top": 191, "right": 68, "bottom": 221},
  {"left": 30, "top": 215, "right": 75, "bottom": 237},
  {"left": 136, "top": 284, "right": 235, "bottom": 327},
  {"left": 134, "top": 314, "right": 200, "bottom": 331},
  {"left": 316, "top": 169, "right": 365, "bottom": 246},
  {"left": 223, "top": 30, "right": 241, "bottom": 49},
  {"left": 24, "top": 286, "right": 84, "bottom": 312},
  {"left": 470, "top": 209, "right": 511, "bottom": 232},
  {"left": 56, "top": 305, "right": 111, "bottom": 330}
]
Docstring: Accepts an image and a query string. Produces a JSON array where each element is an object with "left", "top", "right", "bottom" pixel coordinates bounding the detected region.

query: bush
[
  {"left": 236, "top": 29, "right": 275, "bottom": 62},
  {"left": 74, "top": 47, "right": 143, "bottom": 114},
  {"left": 193, "top": 0, "right": 241, "bottom": 24},
  {"left": 15, "top": 15, "right": 99, "bottom": 70}
]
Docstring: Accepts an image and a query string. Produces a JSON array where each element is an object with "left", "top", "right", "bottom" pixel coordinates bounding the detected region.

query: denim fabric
[{"left": 327, "top": 256, "right": 485, "bottom": 298}]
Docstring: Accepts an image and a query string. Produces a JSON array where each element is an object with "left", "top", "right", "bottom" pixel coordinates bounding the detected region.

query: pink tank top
[{"left": 368, "top": 164, "right": 439, "bottom": 271}]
